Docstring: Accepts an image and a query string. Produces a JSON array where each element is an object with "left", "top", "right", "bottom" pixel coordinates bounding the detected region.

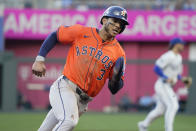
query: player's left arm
[
  {"left": 154, "top": 52, "right": 173, "bottom": 83},
  {"left": 177, "top": 63, "right": 183, "bottom": 80},
  {"left": 32, "top": 31, "right": 58, "bottom": 77},
  {"left": 32, "top": 25, "right": 82, "bottom": 77},
  {"left": 177, "top": 64, "right": 192, "bottom": 88},
  {"left": 108, "top": 56, "right": 126, "bottom": 95},
  {"left": 38, "top": 31, "right": 58, "bottom": 57}
]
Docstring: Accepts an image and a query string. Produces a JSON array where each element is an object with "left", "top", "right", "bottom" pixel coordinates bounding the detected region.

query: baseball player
[
  {"left": 138, "top": 38, "right": 192, "bottom": 131},
  {"left": 32, "top": 6, "right": 128, "bottom": 131}
]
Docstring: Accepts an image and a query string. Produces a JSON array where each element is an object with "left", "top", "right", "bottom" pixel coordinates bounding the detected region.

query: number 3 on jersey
[{"left": 97, "top": 69, "right": 105, "bottom": 80}]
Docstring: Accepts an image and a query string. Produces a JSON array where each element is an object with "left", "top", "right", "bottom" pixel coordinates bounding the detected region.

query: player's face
[
  {"left": 175, "top": 43, "right": 184, "bottom": 53},
  {"left": 104, "top": 18, "right": 123, "bottom": 37}
]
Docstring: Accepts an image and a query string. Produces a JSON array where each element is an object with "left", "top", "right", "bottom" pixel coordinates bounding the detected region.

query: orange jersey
[{"left": 57, "top": 24, "right": 126, "bottom": 97}]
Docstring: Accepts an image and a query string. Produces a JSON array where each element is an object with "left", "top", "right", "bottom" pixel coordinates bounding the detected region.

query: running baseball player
[
  {"left": 32, "top": 6, "right": 128, "bottom": 131},
  {"left": 138, "top": 38, "right": 192, "bottom": 131}
]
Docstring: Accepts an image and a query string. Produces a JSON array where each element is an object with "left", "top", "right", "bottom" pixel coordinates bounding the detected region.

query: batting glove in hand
[{"left": 182, "top": 76, "right": 192, "bottom": 88}]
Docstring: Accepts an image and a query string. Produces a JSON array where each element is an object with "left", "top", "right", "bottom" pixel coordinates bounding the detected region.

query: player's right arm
[
  {"left": 32, "top": 31, "right": 58, "bottom": 77},
  {"left": 32, "top": 24, "right": 83, "bottom": 77},
  {"left": 154, "top": 52, "right": 173, "bottom": 84},
  {"left": 154, "top": 65, "right": 173, "bottom": 84}
]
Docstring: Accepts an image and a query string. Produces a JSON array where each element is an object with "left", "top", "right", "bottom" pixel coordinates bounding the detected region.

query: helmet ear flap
[
  {"left": 100, "top": 16, "right": 108, "bottom": 25},
  {"left": 119, "top": 25, "right": 126, "bottom": 34}
]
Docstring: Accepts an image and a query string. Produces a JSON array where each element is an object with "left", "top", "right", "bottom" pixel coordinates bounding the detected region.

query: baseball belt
[{"left": 62, "top": 75, "right": 92, "bottom": 103}]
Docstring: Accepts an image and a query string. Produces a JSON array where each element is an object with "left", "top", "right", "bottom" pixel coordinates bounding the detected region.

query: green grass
[{"left": 0, "top": 112, "right": 196, "bottom": 131}]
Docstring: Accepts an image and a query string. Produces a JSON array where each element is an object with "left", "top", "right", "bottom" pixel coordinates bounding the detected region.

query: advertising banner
[{"left": 4, "top": 9, "right": 196, "bottom": 41}]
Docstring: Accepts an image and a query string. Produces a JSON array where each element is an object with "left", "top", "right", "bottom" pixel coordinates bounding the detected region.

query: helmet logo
[
  {"left": 121, "top": 10, "right": 126, "bottom": 16},
  {"left": 113, "top": 11, "right": 120, "bottom": 16},
  {"left": 100, "top": 6, "right": 129, "bottom": 26}
]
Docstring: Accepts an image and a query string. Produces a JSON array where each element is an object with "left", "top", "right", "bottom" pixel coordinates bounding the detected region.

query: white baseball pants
[
  {"left": 38, "top": 75, "right": 88, "bottom": 131},
  {"left": 141, "top": 80, "right": 179, "bottom": 131}
]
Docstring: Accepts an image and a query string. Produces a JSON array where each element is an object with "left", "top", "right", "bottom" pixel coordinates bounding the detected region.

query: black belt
[{"left": 62, "top": 75, "right": 91, "bottom": 102}]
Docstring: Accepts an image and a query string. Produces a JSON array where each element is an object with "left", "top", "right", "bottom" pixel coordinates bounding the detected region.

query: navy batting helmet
[{"left": 100, "top": 6, "right": 129, "bottom": 33}]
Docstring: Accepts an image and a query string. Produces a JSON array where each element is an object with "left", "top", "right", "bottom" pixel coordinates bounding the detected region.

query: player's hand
[
  {"left": 182, "top": 76, "right": 192, "bottom": 88},
  {"left": 166, "top": 78, "right": 174, "bottom": 85},
  {"left": 32, "top": 61, "right": 46, "bottom": 77}
]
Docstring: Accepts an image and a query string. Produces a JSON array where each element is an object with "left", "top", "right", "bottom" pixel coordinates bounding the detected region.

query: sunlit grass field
[{"left": 0, "top": 112, "right": 196, "bottom": 131}]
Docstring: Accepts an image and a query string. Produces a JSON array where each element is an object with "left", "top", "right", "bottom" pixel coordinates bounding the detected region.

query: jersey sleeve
[
  {"left": 178, "top": 56, "right": 183, "bottom": 75},
  {"left": 109, "top": 54, "right": 126, "bottom": 81},
  {"left": 155, "top": 52, "right": 172, "bottom": 69},
  {"left": 121, "top": 54, "right": 126, "bottom": 80},
  {"left": 179, "top": 64, "right": 183, "bottom": 75},
  {"left": 57, "top": 24, "right": 83, "bottom": 44}
]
